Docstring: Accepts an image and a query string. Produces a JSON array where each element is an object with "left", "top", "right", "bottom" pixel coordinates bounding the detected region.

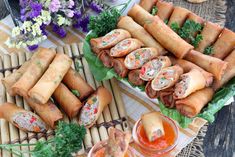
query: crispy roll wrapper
[
  {"left": 159, "top": 87, "right": 176, "bottom": 108},
  {"left": 185, "top": 50, "right": 228, "bottom": 80},
  {"left": 90, "top": 29, "right": 131, "bottom": 50},
  {"left": 12, "top": 48, "right": 56, "bottom": 97},
  {"left": 110, "top": 38, "right": 144, "bottom": 57},
  {"left": 145, "top": 81, "right": 159, "bottom": 99},
  {"left": 141, "top": 112, "right": 165, "bottom": 142},
  {"left": 128, "top": 69, "right": 146, "bottom": 86},
  {"left": 211, "top": 28, "right": 235, "bottom": 59},
  {"left": 53, "top": 83, "right": 82, "bottom": 118},
  {"left": 156, "top": 1, "right": 174, "bottom": 21},
  {"left": 29, "top": 53, "right": 72, "bottom": 104},
  {"left": 63, "top": 68, "right": 94, "bottom": 100},
  {"left": 176, "top": 88, "right": 214, "bottom": 118},
  {"left": 140, "top": 56, "right": 172, "bottom": 81},
  {"left": 0, "top": 103, "right": 47, "bottom": 133},
  {"left": 151, "top": 65, "right": 183, "bottom": 91},
  {"left": 113, "top": 58, "right": 129, "bottom": 78},
  {"left": 168, "top": 7, "right": 191, "bottom": 27},
  {"left": 117, "top": 16, "right": 165, "bottom": 55},
  {"left": 78, "top": 87, "right": 112, "bottom": 128},
  {"left": 195, "top": 21, "right": 223, "bottom": 53},
  {"left": 187, "top": 13, "right": 204, "bottom": 25},
  {"left": 139, "top": 0, "right": 158, "bottom": 12},
  {"left": 145, "top": 16, "right": 194, "bottom": 59},
  {"left": 174, "top": 69, "right": 206, "bottom": 99},
  {"left": 98, "top": 49, "right": 114, "bottom": 68}
]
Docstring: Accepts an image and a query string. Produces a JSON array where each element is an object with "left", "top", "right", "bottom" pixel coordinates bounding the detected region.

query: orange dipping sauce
[{"left": 94, "top": 147, "right": 129, "bottom": 157}]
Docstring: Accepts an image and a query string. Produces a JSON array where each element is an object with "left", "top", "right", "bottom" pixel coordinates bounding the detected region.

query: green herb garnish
[
  {"left": 170, "top": 22, "right": 180, "bottom": 32},
  {"left": 151, "top": 6, "right": 158, "bottom": 15},
  {"left": 71, "top": 89, "right": 80, "bottom": 97},
  {"left": 204, "top": 46, "right": 213, "bottom": 55},
  {"left": 191, "top": 34, "right": 203, "bottom": 48},
  {"left": 164, "top": 19, "right": 169, "bottom": 25}
]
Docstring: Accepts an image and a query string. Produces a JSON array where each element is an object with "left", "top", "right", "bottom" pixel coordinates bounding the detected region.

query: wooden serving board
[{"left": 0, "top": 43, "right": 131, "bottom": 157}]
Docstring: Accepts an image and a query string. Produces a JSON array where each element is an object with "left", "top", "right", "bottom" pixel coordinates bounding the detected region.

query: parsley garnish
[
  {"left": 151, "top": 6, "right": 158, "bottom": 15},
  {"left": 170, "top": 22, "right": 180, "bottom": 32},
  {"left": 204, "top": 46, "right": 214, "bottom": 55},
  {"left": 71, "top": 89, "right": 80, "bottom": 97},
  {"left": 164, "top": 19, "right": 169, "bottom": 25}
]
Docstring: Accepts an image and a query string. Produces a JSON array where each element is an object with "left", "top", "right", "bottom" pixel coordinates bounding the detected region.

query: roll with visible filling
[
  {"left": 159, "top": 87, "right": 176, "bottom": 108},
  {"left": 139, "top": 0, "right": 158, "bottom": 12},
  {"left": 128, "top": 69, "right": 146, "bottom": 86},
  {"left": 98, "top": 49, "right": 114, "bottom": 68},
  {"left": 145, "top": 81, "right": 159, "bottom": 99},
  {"left": 156, "top": 1, "right": 174, "bottom": 21},
  {"left": 113, "top": 58, "right": 129, "bottom": 78}
]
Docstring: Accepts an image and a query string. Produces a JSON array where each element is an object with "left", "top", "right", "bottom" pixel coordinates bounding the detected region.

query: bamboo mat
[{"left": 0, "top": 43, "right": 131, "bottom": 157}]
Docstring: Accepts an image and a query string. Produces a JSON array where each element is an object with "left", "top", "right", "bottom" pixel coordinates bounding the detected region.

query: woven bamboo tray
[{"left": 0, "top": 43, "right": 131, "bottom": 157}]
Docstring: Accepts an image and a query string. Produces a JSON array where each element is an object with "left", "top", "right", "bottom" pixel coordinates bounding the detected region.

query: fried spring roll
[
  {"left": 78, "top": 87, "right": 112, "bottom": 128},
  {"left": 176, "top": 88, "right": 214, "bottom": 118},
  {"left": 159, "top": 87, "right": 175, "bottom": 108},
  {"left": 11, "top": 48, "right": 56, "bottom": 97},
  {"left": 139, "top": 0, "right": 158, "bottom": 12},
  {"left": 0, "top": 103, "right": 47, "bottom": 132},
  {"left": 140, "top": 56, "right": 172, "bottom": 81},
  {"left": 145, "top": 81, "right": 159, "bottom": 99},
  {"left": 156, "top": 1, "right": 174, "bottom": 21},
  {"left": 185, "top": 50, "right": 228, "bottom": 80},
  {"left": 98, "top": 50, "right": 114, "bottom": 68},
  {"left": 53, "top": 83, "right": 82, "bottom": 118},
  {"left": 187, "top": 12, "right": 204, "bottom": 25},
  {"left": 63, "top": 68, "right": 94, "bottom": 100},
  {"left": 168, "top": 7, "right": 191, "bottom": 28},
  {"left": 117, "top": 16, "right": 166, "bottom": 55},
  {"left": 151, "top": 65, "right": 183, "bottom": 91},
  {"left": 113, "top": 58, "right": 129, "bottom": 78},
  {"left": 28, "top": 53, "right": 72, "bottom": 104},
  {"left": 128, "top": 69, "right": 146, "bottom": 86},
  {"left": 195, "top": 22, "right": 223, "bottom": 53},
  {"left": 144, "top": 16, "right": 194, "bottom": 59},
  {"left": 210, "top": 28, "right": 235, "bottom": 59}
]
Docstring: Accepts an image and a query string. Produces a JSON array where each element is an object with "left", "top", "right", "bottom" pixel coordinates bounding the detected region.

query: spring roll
[
  {"left": 53, "top": 83, "right": 82, "bottom": 118},
  {"left": 140, "top": 56, "right": 172, "bottom": 81},
  {"left": 210, "top": 28, "right": 235, "bottom": 59},
  {"left": 98, "top": 49, "right": 114, "bottom": 68},
  {"left": 0, "top": 103, "right": 47, "bottom": 133},
  {"left": 78, "top": 86, "right": 112, "bottom": 128},
  {"left": 176, "top": 88, "right": 214, "bottom": 118},
  {"left": 63, "top": 68, "right": 94, "bottom": 100},
  {"left": 90, "top": 29, "right": 131, "bottom": 50},
  {"left": 139, "top": 0, "right": 158, "bottom": 12},
  {"left": 156, "top": 1, "right": 174, "bottom": 21},
  {"left": 185, "top": 50, "right": 228, "bottom": 80},
  {"left": 151, "top": 65, "right": 183, "bottom": 91},
  {"left": 124, "top": 48, "right": 160, "bottom": 70},
  {"left": 113, "top": 58, "right": 129, "bottom": 78},
  {"left": 141, "top": 112, "right": 165, "bottom": 142},
  {"left": 117, "top": 16, "right": 166, "bottom": 55},
  {"left": 11, "top": 48, "right": 56, "bottom": 97},
  {"left": 110, "top": 38, "right": 144, "bottom": 57},
  {"left": 128, "top": 69, "right": 146, "bottom": 86},
  {"left": 145, "top": 16, "right": 194, "bottom": 59},
  {"left": 187, "top": 12, "right": 204, "bottom": 25},
  {"left": 168, "top": 7, "right": 191, "bottom": 28},
  {"left": 159, "top": 87, "right": 175, "bottom": 108},
  {"left": 195, "top": 21, "right": 223, "bottom": 53},
  {"left": 145, "top": 81, "right": 159, "bottom": 99},
  {"left": 28, "top": 53, "right": 72, "bottom": 104}
]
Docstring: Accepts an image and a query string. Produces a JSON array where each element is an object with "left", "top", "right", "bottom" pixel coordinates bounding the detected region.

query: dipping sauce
[{"left": 94, "top": 147, "right": 129, "bottom": 157}]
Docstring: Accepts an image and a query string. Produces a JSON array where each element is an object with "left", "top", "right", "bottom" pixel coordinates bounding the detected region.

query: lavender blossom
[
  {"left": 28, "top": 44, "right": 39, "bottom": 51},
  {"left": 29, "top": 2, "right": 42, "bottom": 18},
  {"left": 89, "top": 2, "right": 103, "bottom": 13},
  {"left": 49, "top": 0, "right": 61, "bottom": 13},
  {"left": 57, "top": 27, "right": 67, "bottom": 38}
]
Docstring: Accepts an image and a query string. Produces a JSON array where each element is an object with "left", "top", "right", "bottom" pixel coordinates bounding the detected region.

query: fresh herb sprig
[
  {"left": 170, "top": 22, "right": 180, "bottom": 33},
  {"left": 204, "top": 46, "right": 214, "bottom": 55},
  {"left": 151, "top": 6, "right": 158, "bottom": 15},
  {"left": 71, "top": 89, "right": 80, "bottom": 97}
]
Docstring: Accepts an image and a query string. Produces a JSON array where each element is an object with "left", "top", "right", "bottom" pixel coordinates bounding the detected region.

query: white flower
[
  {"left": 12, "top": 27, "right": 21, "bottom": 37},
  {"left": 57, "top": 15, "right": 66, "bottom": 26},
  {"left": 21, "top": 21, "right": 33, "bottom": 32}
]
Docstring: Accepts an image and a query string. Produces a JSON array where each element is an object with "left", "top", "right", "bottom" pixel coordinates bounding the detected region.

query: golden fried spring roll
[
  {"left": 176, "top": 88, "right": 214, "bottom": 118},
  {"left": 128, "top": 69, "right": 146, "bottom": 86},
  {"left": 168, "top": 7, "right": 191, "bottom": 28},
  {"left": 156, "top": 1, "right": 174, "bottom": 21},
  {"left": 11, "top": 48, "right": 56, "bottom": 97},
  {"left": 141, "top": 112, "right": 165, "bottom": 142},
  {"left": 159, "top": 87, "right": 176, "bottom": 108},
  {"left": 210, "top": 28, "right": 235, "bottom": 59},
  {"left": 145, "top": 16, "right": 194, "bottom": 59},
  {"left": 117, "top": 16, "right": 166, "bottom": 55},
  {"left": 139, "top": 0, "right": 158, "bottom": 12},
  {"left": 110, "top": 38, "right": 144, "bottom": 57},
  {"left": 151, "top": 65, "right": 183, "bottom": 91},
  {"left": 185, "top": 50, "right": 228, "bottom": 80},
  {"left": 113, "top": 58, "right": 129, "bottom": 78},
  {"left": 174, "top": 69, "right": 206, "bottom": 99},
  {"left": 63, "top": 68, "right": 94, "bottom": 100},
  {"left": 145, "top": 81, "right": 159, "bottom": 99},
  {"left": 98, "top": 49, "right": 114, "bottom": 68},
  {"left": 195, "top": 22, "right": 223, "bottom": 53},
  {"left": 78, "top": 86, "right": 112, "bottom": 128},
  {"left": 53, "top": 83, "right": 82, "bottom": 118},
  {"left": 0, "top": 103, "right": 47, "bottom": 132},
  {"left": 187, "top": 12, "right": 204, "bottom": 25},
  {"left": 28, "top": 53, "right": 72, "bottom": 104}
]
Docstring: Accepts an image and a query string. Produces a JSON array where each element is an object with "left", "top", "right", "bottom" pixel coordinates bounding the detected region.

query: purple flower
[
  {"left": 72, "top": 20, "right": 81, "bottom": 28},
  {"left": 28, "top": 44, "right": 38, "bottom": 51},
  {"left": 73, "top": 10, "right": 82, "bottom": 19},
  {"left": 51, "top": 23, "right": 59, "bottom": 32},
  {"left": 49, "top": 0, "right": 61, "bottom": 13},
  {"left": 57, "top": 27, "right": 67, "bottom": 38},
  {"left": 40, "top": 24, "right": 48, "bottom": 36},
  {"left": 68, "top": 0, "right": 75, "bottom": 8},
  {"left": 20, "top": 0, "right": 30, "bottom": 8},
  {"left": 89, "top": 2, "right": 103, "bottom": 13},
  {"left": 29, "top": 2, "right": 42, "bottom": 18},
  {"left": 65, "top": 10, "right": 74, "bottom": 18}
]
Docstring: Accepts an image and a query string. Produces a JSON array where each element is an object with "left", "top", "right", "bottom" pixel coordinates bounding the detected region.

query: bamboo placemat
[{"left": 0, "top": 43, "right": 131, "bottom": 157}]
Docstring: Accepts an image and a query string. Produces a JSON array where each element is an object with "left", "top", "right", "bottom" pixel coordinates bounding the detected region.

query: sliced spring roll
[
  {"left": 11, "top": 48, "right": 56, "bottom": 97},
  {"left": 174, "top": 69, "right": 206, "bottom": 99},
  {"left": 176, "top": 88, "right": 214, "bottom": 118},
  {"left": 151, "top": 65, "right": 183, "bottom": 91},
  {"left": 0, "top": 103, "right": 47, "bottom": 133},
  {"left": 140, "top": 56, "right": 172, "bottom": 81},
  {"left": 141, "top": 112, "right": 165, "bottom": 142},
  {"left": 210, "top": 28, "right": 235, "bottom": 59},
  {"left": 145, "top": 81, "right": 159, "bottom": 99},
  {"left": 185, "top": 50, "right": 228, "bottom": 80},
  {"left": 78, "top": 86, "right": 112, "bottom": 128},
  {"left": 144, "top": 16, "right": 194, "bottom": 59},
  {"left": 110, "top": 38, "right": 144, "bottom": 57},
  {"left": 90, "top": 29, "right": 131, "bottom": 50},
  {"left": 53, "top": 83, "right": 82, "bottom": 118},
  {"left": 113, "top": 58, "right": 129, "bottom": 78},
  {"left": 98, "top": 49, "right": 114, "bottom": 68},
  {"left": 168, "top": 7, "right": 191, "bottom": 28},
  {"left": 156, "top": 1, "right": 174, "bottom": 21},
  {"left": 28, "top": 53, "right": 72, "bottom": 104},
  {"left": 195, "top": 21, "right": 223, "bottom": 53},
  {"left": 159, "top": 87, "right": 175, "bottom": 108},
  {"left": 63, "top": 68, "right": 94, "bottom": 100},
  {"left": 128, "top": 69, "right": 146, "bottom": 86},
  {"left": 117, "top": 16, "right": 166, "bottom": 55},
  {"left": 139, "top": 0, "right": 158, "bottom": 12},
  {"left": 124, "top": 48, "right": 160, "bottom": 70}
]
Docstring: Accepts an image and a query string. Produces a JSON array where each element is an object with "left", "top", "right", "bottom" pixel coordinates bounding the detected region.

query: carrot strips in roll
[
  {"left": 28, "top": 53, "right": 72, "bottom": 104},
  {"left": 98, "top": 49, "right": 114, "bottom": 68},
  {"left": 128, "top": 69, "right": 146, "bottom": 86},
  {"left": 185, "top": 50, "right": 228, "bottom": 80},
  {"left": 168, "top": 7, "right": 191, "bottom": 28},
  {"left": 156, "top": 1, "right": 174, "bottom": 21},
  {"left": 176, "top": 88, "right": 214, "bottom": 118},
  {"left": 113, "top": 58, "right": 129, "bottom": 78},
  {"left": 139, "top": 0, "right": 158, "bottom": 12},
  {"left": 145, "top": 81, "right": 159, "bottom": 99},
  {"left": 144, "top": 16, "right": 194, "bottom": 59},
  {"left": 151, "top": 65, "right": 183, "bottom": 91},
  {"left": 0, "top": 103, "right": 47, "bottom": 133},
  {"left": 159, "top": 87, "right": 176, "bottom": 108}
]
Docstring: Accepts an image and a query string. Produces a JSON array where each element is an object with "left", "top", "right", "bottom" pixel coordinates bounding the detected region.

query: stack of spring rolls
[
  {"left": 1, "top": 47, "right": 112, "bottom": 133},
  {"left": 89, "top": 0, "right": 235, "bottom": 118}
]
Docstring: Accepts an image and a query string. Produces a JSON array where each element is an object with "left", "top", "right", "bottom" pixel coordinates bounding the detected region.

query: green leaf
[
  {"left": 170, "top": 22, "right": 180, "bottom": 32},
  {"left": 71, "top": 89, "right": 80, "bottom": 97},
  {"left": 204, "top": 46, "right": 213, "bottom": 55},
  {"left": 151, "top": 6, "right": 158, "bottom": 15},
  {"left": 164, "top": 19, "right": 169, "bottom": 25}
]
